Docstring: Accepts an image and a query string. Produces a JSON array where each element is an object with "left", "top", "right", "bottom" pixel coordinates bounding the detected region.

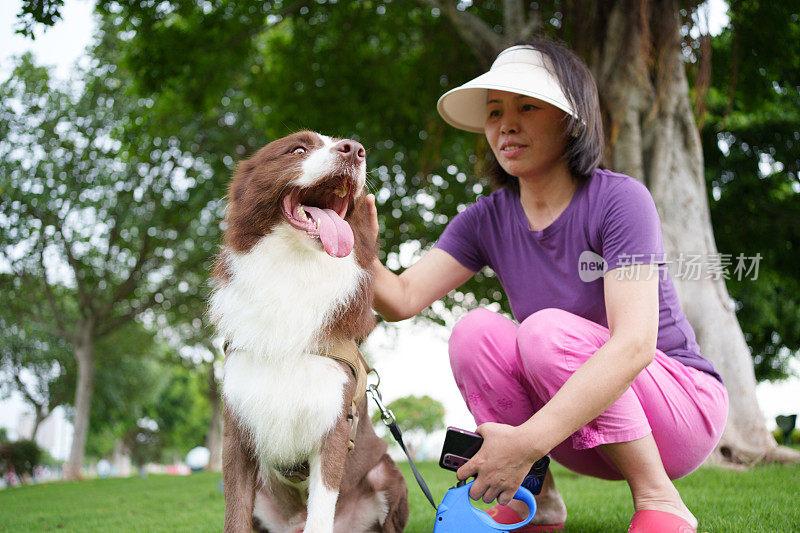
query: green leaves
[
  {"left": 15, "top": 0, "right": 65, "bottom": 37},
  {"left": 701, "top": 0, "right": 800, "bottom": 381},
  {"left": 382, "top": 395, "right": 446, "bottom": 435},
  {"left": 1, "top": 51, "right": 220, "bottom": 336},
  {"left": 11, "top": 0, "right": 798, "bottom": 390}
]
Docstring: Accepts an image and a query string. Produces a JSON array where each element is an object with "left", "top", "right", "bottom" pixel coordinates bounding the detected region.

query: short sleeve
[
  {"left": 599, "top": 178, "right": 666, "bottom": 271},
  {"left": 434, "top": 203, "right": 486, "bottom": 272}
]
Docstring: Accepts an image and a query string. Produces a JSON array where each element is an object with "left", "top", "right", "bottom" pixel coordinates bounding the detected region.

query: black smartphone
[
  {"left": 438, "top": 426, "right": 551, "bottom": 495},
  {"left": 439, "top": 426, "right": 483, "bottom": 472}
]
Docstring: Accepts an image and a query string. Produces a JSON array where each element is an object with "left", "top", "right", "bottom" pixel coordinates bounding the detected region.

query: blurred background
[{"left": 1, "top": 0, "right": 798, "bottom": 486}]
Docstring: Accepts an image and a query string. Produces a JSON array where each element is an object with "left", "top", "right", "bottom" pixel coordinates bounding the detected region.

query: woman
[{"left": 367, "top": 42, "right": 728, "bottom": 533}]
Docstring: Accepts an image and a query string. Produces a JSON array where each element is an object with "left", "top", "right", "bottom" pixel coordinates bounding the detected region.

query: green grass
[
  {"left": 1, "top": 462, "right": 798, "bottom": 532},
  {"left": 0, "top": 471, "right": 224, "bottom": 532}
]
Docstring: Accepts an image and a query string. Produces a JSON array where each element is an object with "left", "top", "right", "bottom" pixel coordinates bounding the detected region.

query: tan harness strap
[
  {"left": 322, "top": 339, "right": 370, "bottom": 405},
  {"left": 321, "top": 339, "right": 371, "bottom": 451},
  {"left": 223, "top": 338, "right": 370, "bottom": 452}
]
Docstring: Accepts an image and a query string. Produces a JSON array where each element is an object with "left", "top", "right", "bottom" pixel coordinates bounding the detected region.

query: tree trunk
[
  {"left": 432, "top": 0, "right": 799, "bottom": 464},
  {"left": 204, "top": 362, "right": 223, "bottom": 472},
  {"left": 589, "top": 0, "right": 798, "bottom": 465},
  {"left": 65, "top": 320, "right": 96, "bottom": 479},
  {"left": 30, "top": 405, "right": 49, "bottom": 441}
]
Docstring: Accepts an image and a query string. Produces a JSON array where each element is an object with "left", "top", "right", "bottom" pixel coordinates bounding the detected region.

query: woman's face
[{"left": 484, "top": 89, "right": 570, "bottom": 181}]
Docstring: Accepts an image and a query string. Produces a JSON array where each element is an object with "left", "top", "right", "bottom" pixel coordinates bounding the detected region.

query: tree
[
  {"left": 0, "top": 303, "right": 75, "bottom": 440},
  {"left": 0, "top": 54, "right": 218, "bottom": 478},
  {"left": 385, "top": 395, "right": 446, "bottom": 434},
  {"left": 153, "top": 295, "right": 223, "bottom": 470},
  {"left": 123, "top": 424, "right": 160, "bottom": 475},
  {"left": 83, "top": 324, "right": 168, "bottom": 460},
  {"left": 373, "top": 395, "right": 445, "bottom": 460},
  {"left": 0, "top": 439, "right": 42, "bottom": 484},
  {"left": 700, "top": 0, "right": 800, "bottom": 383},
  {"left": 13, "top": 0, "right": 64, "bottom": 37},
  {"left": 202, "top": 359, "right": 223, "bottom": 471},
  {"left": 82, "top": 335, "right": 212, "bottom": 466},
  {"left": 144, "top": 360, "right": 212, "bottom": 463},
  {"left": 15, "top": 0, "right": 799, "bottom": 465}
]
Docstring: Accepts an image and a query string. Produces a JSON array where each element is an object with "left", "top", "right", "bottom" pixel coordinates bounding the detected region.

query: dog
[{"left": 209, "top": 131, "right": 409, "bottom": 533}]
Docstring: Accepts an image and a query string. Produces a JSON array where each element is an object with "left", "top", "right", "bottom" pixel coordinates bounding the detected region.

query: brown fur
[
  {"left": 212, "top": 254, "right": 232, "bottom": 284},
  {"left": 324, "top": 195, "right": 378, "bottom": 342},
  {"left": 224, "top": 131, "right": 325, "bottom": 253},
  {"left": 247, "top": 374, "right": 409, "bottom": 533},
  {"left": 222, "top": 402, "right": 259, "bottom": 532},
  {"left": 217, "top": 132, "right": 408, "bottom": 532}
]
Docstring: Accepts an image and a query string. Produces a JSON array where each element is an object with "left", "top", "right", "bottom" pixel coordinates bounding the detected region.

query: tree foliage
[
  {"left": 0, "top": 439, "right": 43, "bottom": 482},
  {"left": 6, "top": 1, "right": 797, "bottom": 472},
  {"left": 84, "top": 328, "right": 211, "bottom": 461},
  {"left": 14, "top": 0, "right": 64, "bottom": 37},
  {"left": 382, "top": 395, "right": 445, "bottom": 435},
  {"left": 0, "top": 49, "right": 220, "bottom": 337},
  {"left": 698, "top": 0, "right": 800, "bottom": 381},
  {"left": 372, "top": 394, "right": 445, "bottom": 460},
  {"left": 0, "top": 50, "right": 226, "bottom": 473},
  {"left": 83, "top": 323, "right": 166, "bottom": 458},
  {"left": 144, "top": 361, "right": 212, "bottom": 459},
  {"left": 0, "top": 290, "right": 75, "bottom": 438}
]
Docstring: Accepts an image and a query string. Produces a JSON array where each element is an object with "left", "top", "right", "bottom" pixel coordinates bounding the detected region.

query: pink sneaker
[
  {"left": 484, "top": 504, "right": 565, "bottom": 532},
  {"left": 628, "top": 510, "right": 697, "bottom": 533}
]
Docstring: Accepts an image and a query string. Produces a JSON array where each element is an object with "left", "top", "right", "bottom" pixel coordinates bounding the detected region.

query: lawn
[{"left": 1, "top": 461, "right": 798, "bottom": 532}]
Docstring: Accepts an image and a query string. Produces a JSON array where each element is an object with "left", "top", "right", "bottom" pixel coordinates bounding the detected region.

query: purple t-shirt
[{"left": 435, "top": 168, "right": 721, "bottom": 382}]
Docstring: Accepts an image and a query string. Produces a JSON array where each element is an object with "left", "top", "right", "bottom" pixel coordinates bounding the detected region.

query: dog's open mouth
[{"left": 282, "top": 174, "right": 355, "bottom": 258}]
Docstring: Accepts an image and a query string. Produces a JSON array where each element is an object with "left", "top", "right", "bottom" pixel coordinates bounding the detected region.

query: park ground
[{"left": 0, "top": 461, "right": 798, "bottom": 532}]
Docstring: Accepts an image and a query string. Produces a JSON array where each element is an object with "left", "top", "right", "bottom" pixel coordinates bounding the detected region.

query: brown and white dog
[{"left": 209, "top": 131, "right": 408, "bottom": 533}]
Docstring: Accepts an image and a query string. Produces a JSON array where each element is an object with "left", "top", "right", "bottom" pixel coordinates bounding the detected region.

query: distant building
[{"left": 14, "top": 405, "right": 72, "bottom": 461}]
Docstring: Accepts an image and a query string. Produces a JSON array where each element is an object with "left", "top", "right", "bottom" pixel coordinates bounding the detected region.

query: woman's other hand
[{"left": 456, "top": 422, "right": 542, "bottom": 505}]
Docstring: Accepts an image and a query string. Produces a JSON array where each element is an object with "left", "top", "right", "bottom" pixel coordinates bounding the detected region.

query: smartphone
[
  {"left": 439, "top": 426, "right": 483, "bottom": 472},
  {"left": 439, "top": 426, "right": 551, "bottom": 495}
]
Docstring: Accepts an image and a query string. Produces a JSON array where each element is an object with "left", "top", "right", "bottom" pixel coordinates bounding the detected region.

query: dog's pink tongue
[{"left": 303, "top": 206, "right": 354, "bottom": 258}]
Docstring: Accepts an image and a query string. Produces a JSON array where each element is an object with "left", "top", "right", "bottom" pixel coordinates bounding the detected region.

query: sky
[
  {"left": 0, "top": 0, "right": 797, "bottom": 461},
  {"left": 0, "top": 1, "right": 97, "bottom": 80}
]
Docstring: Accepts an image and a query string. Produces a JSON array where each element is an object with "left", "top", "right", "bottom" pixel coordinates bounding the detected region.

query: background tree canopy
[
  {"left": 4, "top": 0, "right": 799, "bottom": 473},
  {"left": 85, "top": 0, "right": 799, "bottom": 376},
  {"left": 698, "top": 0, "right": 800, "bottom": 381}
]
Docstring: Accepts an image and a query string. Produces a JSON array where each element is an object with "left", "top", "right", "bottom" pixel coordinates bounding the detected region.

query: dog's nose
[{"left": 335, "top": 140, "right": 365, "bottom": 164}]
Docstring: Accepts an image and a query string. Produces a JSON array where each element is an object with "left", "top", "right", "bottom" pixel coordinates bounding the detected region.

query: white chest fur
[
  {"left": 223, "top": 352, "right": 349, "bottom": 468},
  {"left": 210, "top": 223, "right": 366, "bottom": 359},
  {"left": 211, "top": 223, "right": 366, "bottom": 468}
]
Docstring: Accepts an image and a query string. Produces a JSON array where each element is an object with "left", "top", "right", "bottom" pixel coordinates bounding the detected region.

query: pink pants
[{"left": 449, "top": 308, "right": 728, "bottom": 480}]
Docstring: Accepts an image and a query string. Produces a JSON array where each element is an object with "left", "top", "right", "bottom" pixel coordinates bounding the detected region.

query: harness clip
[{"left": 366, "top": 381, "right": 396, "bottom": 426}]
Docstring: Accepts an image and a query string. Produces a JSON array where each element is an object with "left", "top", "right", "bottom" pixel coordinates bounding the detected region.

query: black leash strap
[
  {"left": 387, "top": 419, "right": 438, "bottom": 511},
  {"left": 366, "top": 382, "right": 438, "bottom": 511}
]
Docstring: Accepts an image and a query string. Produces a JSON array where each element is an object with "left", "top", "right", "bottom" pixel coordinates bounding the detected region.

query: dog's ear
[
  {"left": 229, "top": 159, "right": 256, "bottom": 204},
  {"left": 349, "top": 195, "right": 378, "bottom": 269}
]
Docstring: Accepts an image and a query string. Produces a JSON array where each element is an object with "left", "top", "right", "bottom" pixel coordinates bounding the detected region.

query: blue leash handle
[{"left": 433, "top": 480, "right": 537, "bottom": 532}]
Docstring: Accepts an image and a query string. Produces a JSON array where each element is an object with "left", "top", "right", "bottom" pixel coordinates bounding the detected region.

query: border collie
[{"left": 210, "top": 131, "right": 408, "bottom": 532}]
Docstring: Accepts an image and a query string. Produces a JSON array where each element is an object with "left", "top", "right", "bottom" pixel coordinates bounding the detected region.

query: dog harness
[
  {"left": 273, "top": 341, "right": 370, "bottom": 483},
  {"left": 321, "top": 338, "right": 372, "bottom": 452},
  {"left": 223, "top": 338, "right": 371, "bottom": 455}
]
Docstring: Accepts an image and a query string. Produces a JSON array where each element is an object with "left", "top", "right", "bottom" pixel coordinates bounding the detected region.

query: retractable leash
[
  {"left": 366, "top": 373, "right": 438, "bottom": 511},
  {"left": 434, "top": 481, "right": 537, "bottom": 532},
  {"left": 366, "top": 371, "right": 541, "bottom": 532}
]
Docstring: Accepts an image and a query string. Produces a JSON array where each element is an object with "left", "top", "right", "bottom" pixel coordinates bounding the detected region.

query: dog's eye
[{"left": 291, "top": 146, "right": 307, "bottom": 155}]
